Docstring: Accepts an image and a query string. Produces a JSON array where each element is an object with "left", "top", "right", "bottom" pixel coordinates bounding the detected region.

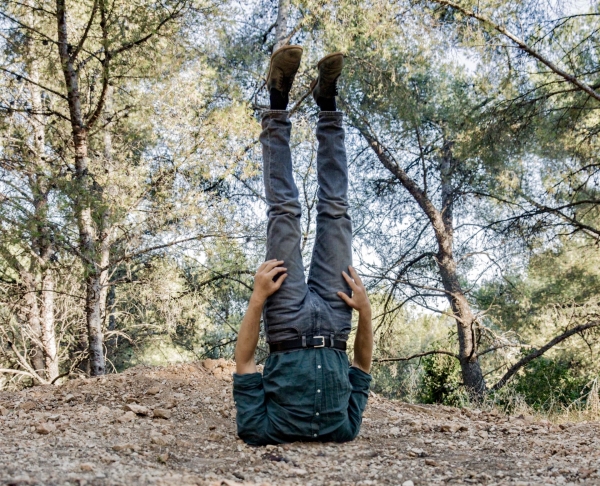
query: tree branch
[
  {"left": 492, "top": 320, "right": 600, "bottom": 391},
  {"left": 70, "top": 0, "right": 98, "bottom": 62},
  {"left": 429, "top": 0, "right": 600, "bottom": 102},
  {"left": 373, "top": 350, "right": 459, "bottom": 363},
  {"left": 0, "top": 67, "right": 68, "bottom": 101}
]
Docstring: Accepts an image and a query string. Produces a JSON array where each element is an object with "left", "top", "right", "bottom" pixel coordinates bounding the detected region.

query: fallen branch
[
  {"left": 492, "top": 320, "right": 600, "bottom": 391},
  {"left": 373, "top": 350, "right": 458, "bottom": 363}
]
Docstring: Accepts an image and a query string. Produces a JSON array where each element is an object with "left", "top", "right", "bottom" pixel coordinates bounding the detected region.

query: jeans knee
[
  {"left": 316, "top": 199, "right": 349, "bottom": 219},
  {"left": 268, "top": 200, "right": 302, "bottom": 218}
]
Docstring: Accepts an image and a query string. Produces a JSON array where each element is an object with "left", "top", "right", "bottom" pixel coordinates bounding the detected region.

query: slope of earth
[{"left": 0, "top": 361, "right": 598, "bottom": 486}]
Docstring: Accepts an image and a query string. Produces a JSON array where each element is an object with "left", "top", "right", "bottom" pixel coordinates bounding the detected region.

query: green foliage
[
  {"left": 418, "top": 353, "right": 468, "bottom": 407},
  {"left": 371, "top": 361, "right": 421, "bottom": 401},
  {"left": 510, "top": 356, "right": 591, "bottom": 411}
]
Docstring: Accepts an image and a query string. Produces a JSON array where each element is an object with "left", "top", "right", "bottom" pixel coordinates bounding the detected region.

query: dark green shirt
[{"left": 232, "top": 348, "right": 371, "bottom": 445}]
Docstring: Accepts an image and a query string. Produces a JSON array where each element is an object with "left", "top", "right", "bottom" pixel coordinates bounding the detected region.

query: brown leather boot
[
  {"left": 311, "top": 52, "right": 344, "bottom": 106},
  {"left": 266, "top": 45, "right": 303, "bottom": 96}
]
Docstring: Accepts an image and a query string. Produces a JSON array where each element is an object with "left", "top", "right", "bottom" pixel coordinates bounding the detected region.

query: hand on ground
[
  {"left": 337, "top": 266, "right": 371, "bottom": 313},
  {"left": 252, "top": 259, "right": 288, "bottom": 303}
]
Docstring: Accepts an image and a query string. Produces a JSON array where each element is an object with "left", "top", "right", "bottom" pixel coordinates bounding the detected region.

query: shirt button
[
  {"left": 317, "top": 389, "right": 321, "bottom": 393},
  {"left": 317, "top": 365, "right": 321, "bottom": 369},
  {"left": 313, "top": 433, "right": 317, "bottom": 437},
  {"left": 315, "top": 412, "right": 319, "bottom": 416}
]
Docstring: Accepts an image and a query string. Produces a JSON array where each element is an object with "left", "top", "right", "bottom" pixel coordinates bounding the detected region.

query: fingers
[
  {"left": 266, "top": 266, "right": 287, "bottom": 278},
  {"left": 263, "top": 260, "right": 284, "bottom": 272},
  {"left": 258, "top": 259, "right": 284, "bottom": 272},
  {"left": 273, "top": 273, "right": 288, "bottom": 290},
  {"left": 349, "top": 266, "right": 363, "bottom": 286},
  {"left": 342, "top": 271, "right": 359, "bottom": 291},
  {"left": 337, "top": 291, "right": 353, "bottom": 306}
]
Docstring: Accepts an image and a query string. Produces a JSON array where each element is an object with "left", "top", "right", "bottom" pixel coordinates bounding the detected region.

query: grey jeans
[{"left": 260, "top": 110, "right": 353, "bottom": 343}]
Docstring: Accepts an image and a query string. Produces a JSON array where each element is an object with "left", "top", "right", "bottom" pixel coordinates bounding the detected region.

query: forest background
[{"left": 1, "top": 0, "right": 599, "bottom": 415}]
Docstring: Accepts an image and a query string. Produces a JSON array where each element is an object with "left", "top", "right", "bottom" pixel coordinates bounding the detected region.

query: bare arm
[
  {"left": 234, "top": 260, "right": 287, "bottom": 375},
  {"left": 337, "top": 266, "right": 373, "bottom": 373}
]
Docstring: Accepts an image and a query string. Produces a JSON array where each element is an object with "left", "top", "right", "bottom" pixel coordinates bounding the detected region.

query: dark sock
[
  {"left": 270, "top": 88, "right": 289, "bottom": 110},
  {"left": 316, "top": 96, "right": 336, "bottom": 112}
]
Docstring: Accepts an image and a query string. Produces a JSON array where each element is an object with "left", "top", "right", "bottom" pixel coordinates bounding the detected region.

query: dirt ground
[{"left": 0, "top": 361, "right": 598, "bottom": 486}]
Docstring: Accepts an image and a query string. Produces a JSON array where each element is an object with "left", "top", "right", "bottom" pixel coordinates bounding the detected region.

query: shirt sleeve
[
  {"left": 232, "top": 372, "right": 270, "bottom": 445},
  {"left": 346, "top": 366, "right": 372, "bottom": 440}
]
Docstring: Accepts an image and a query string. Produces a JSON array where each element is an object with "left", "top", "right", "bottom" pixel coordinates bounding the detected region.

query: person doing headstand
[{"left": 233, "top": 46, "right": 373, "bottom": 445}]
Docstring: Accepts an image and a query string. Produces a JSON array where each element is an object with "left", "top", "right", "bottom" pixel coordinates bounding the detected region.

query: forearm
[
  {"left": 235, "top": 295, "right": 264, "bottom": 374},
  {"left": 352, "top": 307, "right": 373, "bottom": 373}
]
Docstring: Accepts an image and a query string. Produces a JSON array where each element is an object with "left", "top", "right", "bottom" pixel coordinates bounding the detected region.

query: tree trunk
[
  {"left": 22, "top": 283, "right": 45, "bottom": 376},
  {"left": 86, "top": 269, "right": 108, "bottom": 376},
  {"left": 354, "top": 123, "right": 487, "bottom": 396},
  {"left": 274, "top": 0, "right": 290, "bottom": 50},
  {"left": 29, "top": 44, "right": 59, "bottom": 383},
  {"left": 56, "top": 0, "right": 107, "bottom": 375},
  {"left": 436, "top": 139, "right": 485, "bottom": 395},
  {"left": 41, "top": 269, "right": 59, "bottom": 381}
]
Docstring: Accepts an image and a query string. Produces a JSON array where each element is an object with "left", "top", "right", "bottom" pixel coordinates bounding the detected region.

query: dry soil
[{"left": 0, "top": 361, "right": 598, "bottom": 485}]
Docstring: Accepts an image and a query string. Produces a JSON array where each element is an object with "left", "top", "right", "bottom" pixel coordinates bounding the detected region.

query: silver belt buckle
[{"left": 313, "top": 336, "right": 325, "bottom": 348}]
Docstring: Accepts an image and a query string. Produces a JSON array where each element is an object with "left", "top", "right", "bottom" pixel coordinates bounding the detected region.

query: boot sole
[
  {"left": 312, "top": 52, "right": 345, "bottom": 97},
  {"left": 316, "top": 51, "right": 345, "bottom": 69},
  {"left": 266, "top": 45, "right": 303, "bottom": 86}
]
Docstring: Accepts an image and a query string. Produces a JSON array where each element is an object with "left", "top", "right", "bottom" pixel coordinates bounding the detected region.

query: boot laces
[{"left": 277, "top": 74, "right": 295, "bottom": 94}]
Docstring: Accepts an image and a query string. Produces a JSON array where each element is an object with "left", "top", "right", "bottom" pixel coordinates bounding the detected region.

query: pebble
[
  {"left": 117, "top": 411, "right": 136, "bottom": 423},
  {"left": 20, "top": 401, "right": 37, "bottom": 411},
  {"left": 153, "top": 408, "right": 171, "bottom": 419},
  {"left": 125, "top": 404, "right": 150, "bottom": 416},
  {"left": 35, "top": 422, "right": 56, "bottom": 435}
]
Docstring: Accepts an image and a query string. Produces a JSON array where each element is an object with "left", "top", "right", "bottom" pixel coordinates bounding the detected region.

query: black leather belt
[{"left": 269, "top": 335, "right": 347, "bottom": 353}]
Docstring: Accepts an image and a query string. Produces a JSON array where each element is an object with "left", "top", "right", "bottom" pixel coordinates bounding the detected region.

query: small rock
[
  {"left": 407, "top": 447, "right": 426, "bottom": 457},
  {"left": 36, "top": 422, "right": 56, "bottom": 434},
  {"left": 19, "top": 401, "right": 37, "bottom": 411},
  {"left": 117, "top": 411, "right": 136, "bottom": 423},
  {"left": 425, "top": 459, "right": 439, "bottom": 466},
  {"left": 125, "top": 404, "right": 150, "bottom": 416},
  {"left": 112, "top": 443, "right": 135, "bottom": 452},
  {"left": 157, "top": 452, "right": 169, "bottom": 463},
  {"left": 402, "top": 481, "right": 414, "bottom": 486},
  {"left": 478, "top": 430, "right": 489, "bottom": 439},
  {"left": 0, "top": 406, "right": 8, "bottom": 416},
  {"left": 288, "top": 468, "right": 307, "bottom": 476},
  {"left": 147, "top": 387, "right": 161, "bottom": 395},
  {"left": 220, "top": 481, "right": 244, "bottom": 486},
  {"left": 440, "top": 423, "right": 460, "bottom": 433},
  {"left": 64, "top": 394, "right": 76, "bottom": 403},
  {"left": 96, "top": 406, "right": 110, "bottom": 417},
  {"left": 153, "top": 408, "right": 171, "bottom": 419},
  {"left": 389, "top": 426, "right": 400, "bottom": 435},
  {"left": 80, "top": 463, "right": 95, "bottom": 472},
  {"left": 202, "top": 359, "right": 218, "bottom": 370},
  {"left": 150, "top": 435, "right": 169, "bottom": 447}
]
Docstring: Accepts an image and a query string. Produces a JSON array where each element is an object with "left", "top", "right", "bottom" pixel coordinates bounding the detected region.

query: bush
[
  {"left": 510, "top": 356, "right": 590, "bottom": 411},
  {"left": 418, "top": 353, "right": 468, "bottom": 406}
]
